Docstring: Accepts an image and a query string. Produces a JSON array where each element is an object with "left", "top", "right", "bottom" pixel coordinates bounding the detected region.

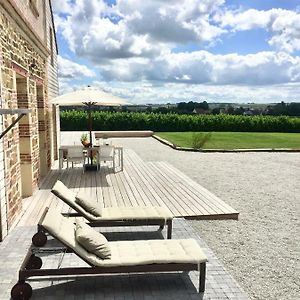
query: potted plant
[{"left": 80, "top": 133, "right": 91, "bottom": 147}]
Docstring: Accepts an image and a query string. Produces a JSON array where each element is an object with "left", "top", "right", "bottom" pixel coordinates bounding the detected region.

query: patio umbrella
[{"left": 51, "top": 86, "right": 129, "bottom": 146}]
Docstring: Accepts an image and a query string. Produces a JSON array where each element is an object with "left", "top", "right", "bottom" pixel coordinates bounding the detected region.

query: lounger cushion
[
  {"left": 75, "top": 219, "right": 111, "bottom": 259},
  {"left": 51, "top": 180, "right": 98, "bottom": 221},
  {"left": 75, "top": 193, "right": 102, "bottom": 217},
  {"left": 52, "top": 181, "right": 173, "bottom": 222},
  {"left": 42, "top": 207, "right": 207, "bottom": 268},
  {"left": 52, "top": 180, "right": 77, "bottom": 207},
  {"left": 100, "top": 206, "right": 173, "bottom": 221}
]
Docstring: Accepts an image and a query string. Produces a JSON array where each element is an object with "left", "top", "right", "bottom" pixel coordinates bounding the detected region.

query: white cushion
[
  {"left": 51, "top": 180, "right": 77, "bottom": 206},
  {"left": 101, "top": 206, "right": 173, "bottom": 221},
  {"left": 42, "top": 207, "right": 207, "bottom": 268},
  {"left": 75, "top": 219, "right": 111, "bottom": 259},
  {"left": 52, "top": 181, "right": 173, "bottom": 222},
  {"left": 51, "top": 180, "right": 99, "bottom": 221},
  {"left": 75, "top": 192, "right": 102, "bottom": 217}
]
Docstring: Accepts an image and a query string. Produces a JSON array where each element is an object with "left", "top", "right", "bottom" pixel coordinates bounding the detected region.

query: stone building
[{"left": 0, "top": 0, "right": 59, "bottom": 240}]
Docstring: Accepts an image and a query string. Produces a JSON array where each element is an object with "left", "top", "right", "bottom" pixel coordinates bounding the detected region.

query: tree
[
  {"left": 233, "top": 106, "right": 245, "bottom": 115},
  {"left": 227, "top": 105, "right": 235, "bottom": 114},
  {"left": 211, "top": 108, "right": 220, "bottom": 115}
]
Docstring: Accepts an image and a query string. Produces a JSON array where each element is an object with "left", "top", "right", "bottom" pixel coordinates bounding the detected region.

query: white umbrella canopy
[
  {"left": 51, "top": 86, "right": 129, "bottom": 106},
  {"left": 51, "top": 86, "right": 130, "bottom": 147}
]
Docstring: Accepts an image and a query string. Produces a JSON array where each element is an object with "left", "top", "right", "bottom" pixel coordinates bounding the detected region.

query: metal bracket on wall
[{"left": 0, "top": 109, "right": 31, "bottom": 139}]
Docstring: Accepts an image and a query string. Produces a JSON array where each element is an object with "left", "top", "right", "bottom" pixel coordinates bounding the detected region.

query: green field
[{"left": 156, "top": 132, "right": 300, "bottom": 149}]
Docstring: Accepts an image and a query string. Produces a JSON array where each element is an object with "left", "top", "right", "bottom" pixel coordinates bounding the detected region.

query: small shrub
[
  {"left": 80, "top": 133, "right": 88, "bottom": 142},
  {"left": 191, "top": 132, "right": 212, "bottom": 149}
]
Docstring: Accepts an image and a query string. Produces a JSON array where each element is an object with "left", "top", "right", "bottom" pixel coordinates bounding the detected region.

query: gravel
[{"left": 112, "top": 137, "right": 300, "bottom": 300}]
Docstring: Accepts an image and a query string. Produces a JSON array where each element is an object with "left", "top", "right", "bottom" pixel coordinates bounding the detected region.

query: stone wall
[
  {"left": 0, "top": 46, "right": 8, "bottom": 240},
  {"left": 0, "top": 1, "right": 57, "bottom": 238},
  {"left": 6, "top": 0, "right": 45, "bottom": 41}
]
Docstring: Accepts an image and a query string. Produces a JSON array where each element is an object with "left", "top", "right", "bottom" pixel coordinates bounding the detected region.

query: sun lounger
[
  {"left": 11, "top": 207, "right": 208, "bottom": 299},
  {"left": 47, "top": 180, "right": 173, "bottom": 241}
]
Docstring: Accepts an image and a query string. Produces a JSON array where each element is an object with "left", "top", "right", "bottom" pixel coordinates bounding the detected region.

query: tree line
[{"left": 133, "top": 101, "right": 300, "bottom": 116}]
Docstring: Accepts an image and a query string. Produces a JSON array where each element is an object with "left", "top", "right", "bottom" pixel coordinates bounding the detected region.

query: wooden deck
[{"left": 18, "top": 149, "right": 238, "bottom": 226}]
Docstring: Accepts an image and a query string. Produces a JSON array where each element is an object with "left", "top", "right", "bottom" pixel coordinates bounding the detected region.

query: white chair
[
  {"left": 97, "top": 145, "right": 115, "bottom": 171},
  {"left": 66, "top": 146, "right": 85, "bottom": 172},
  {"left": 99, "top": 138, "right": 112, "bottom": 146}
]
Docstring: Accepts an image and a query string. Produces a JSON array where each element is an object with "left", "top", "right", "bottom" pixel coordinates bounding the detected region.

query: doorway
[
  {"left": 16, "top": 75, "right": 33, "bottom": 197},
  {"left": 37, "top": 85, "right": 47, "bottom": 177}
]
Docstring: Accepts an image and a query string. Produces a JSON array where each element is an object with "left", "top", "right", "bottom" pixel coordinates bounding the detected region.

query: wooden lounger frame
[
  {"left": 51, "top": 189, "right": 173, "bottom": 239},
  {"left": 32, "top": 212, "right": 173, "bottom": 247},
  {"left": 11, "top": 208, "right": 206, "bottom": 299},
  {"left": 63, "top": 211, "right": 173, "bottom": 239}
]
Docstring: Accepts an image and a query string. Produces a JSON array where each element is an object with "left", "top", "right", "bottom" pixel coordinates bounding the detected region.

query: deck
[
  {"left": 3, "top": 145, "right": 247, "bottom": 300},
  {"left": 19, "top": 148, "right": 238, "bottom": 226}
]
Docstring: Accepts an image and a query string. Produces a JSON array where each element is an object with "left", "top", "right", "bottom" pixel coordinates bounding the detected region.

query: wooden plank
[
  {"left": 124, "top": 150, "right": 186, "bottom": 216},
  {"left": 128, "top": 157, "right": 195, "bottom": 216},
  {"left": 103, "top": 166, "right": 119, "bottom": 208},
  {"left": 149, "top": 162, "right": 225, "bottom": 215},
  {"left": 147, "top": 162, "right": 212, "bottom": 216},
  {"left": 17, "top": 147, "right": 239, "bottom": 227},
  {"left": 124, "top": 149, "right": 238, "bottom": 219},
  {"left": 124, "top": 153, "right": 161, "bottom": 207},
  {"left": 115, "top": 169, "right": 139, "bottom": 206},
  {"left": 121, "top": 168, "right": 149, "bottom": 206},
  {"left": 97, "top": 166, "right": 111, "bottom": 208},
  {"left": 125, "top": 150, "right": 204, "bottom": 215},
  {"left": 159, "top": 161, "right": 238, "bottom": 215},
  {"left": 19, "top": 168, "right": 60, "bottom": 225},
  {"left": 107, "top": 166, "right": 127, "bottom": 207},
  {"left": 94, "top": 170, "right": 105, "bottom": 205}
]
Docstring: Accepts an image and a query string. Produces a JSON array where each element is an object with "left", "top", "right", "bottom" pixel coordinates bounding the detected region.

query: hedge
[{"left": 60, "top": 111, "right": 300, "bottom": 133}]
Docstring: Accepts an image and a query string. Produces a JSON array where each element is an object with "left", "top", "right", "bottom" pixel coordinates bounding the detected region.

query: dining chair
[
  {"left": 97, "top": 145, "right": 115, "bottom": 171},
  {"left": 66, "top": 146, "right": 85, "bottom": 172}
]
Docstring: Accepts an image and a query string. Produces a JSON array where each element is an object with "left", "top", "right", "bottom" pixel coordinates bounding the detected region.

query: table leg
[{"left": 59, "top": 149, "right": 63, "bottom": 170}]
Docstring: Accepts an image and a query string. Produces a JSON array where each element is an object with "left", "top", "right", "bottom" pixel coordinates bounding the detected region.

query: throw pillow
[{"left": 75, "top": 219, "right": 111, "bottom": 259}]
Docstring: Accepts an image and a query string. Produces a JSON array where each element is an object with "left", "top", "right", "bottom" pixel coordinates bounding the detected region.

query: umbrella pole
[
  {"left": 87, "top": 104, "right": 93, "bottom": 165},
  {"left": 88, "top": 108, "right": 93, "bottom": 147}
]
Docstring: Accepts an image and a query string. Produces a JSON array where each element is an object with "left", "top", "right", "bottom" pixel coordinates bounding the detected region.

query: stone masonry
[{"left": 0, "top": 1, "right": 58, "bottom": 240}]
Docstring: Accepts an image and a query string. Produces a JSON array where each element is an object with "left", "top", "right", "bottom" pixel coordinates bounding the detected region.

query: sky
[{"left": 52, "top": 0, "right": 300, "bottom": 104}]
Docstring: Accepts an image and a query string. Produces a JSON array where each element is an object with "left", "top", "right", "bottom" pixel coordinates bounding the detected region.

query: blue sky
[{"left": 52, "top": 0, "right": 300, "bottom": 104}]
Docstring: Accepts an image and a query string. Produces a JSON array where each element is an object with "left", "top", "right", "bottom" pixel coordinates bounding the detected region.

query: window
[
  {"left": 50, "top": 27, "right": 54, "bottom": 66},
  {"left": 29, "top": 0, "right": 39, "bottom": 17}
]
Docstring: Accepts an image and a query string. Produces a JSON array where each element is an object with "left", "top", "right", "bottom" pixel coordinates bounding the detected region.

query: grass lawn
[{"left": 156, "top": 132, "right": 300, "bottom": 149}]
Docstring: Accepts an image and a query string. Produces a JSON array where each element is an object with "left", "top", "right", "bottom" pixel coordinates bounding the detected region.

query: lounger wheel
[
  {"left": 32, "top": 231, "right": 47, "bottom": 247},
  {"left": 11, "top": 282, "right": 32, "bottom": 300},
  {"left": 26, "top": 255, "right": 42, "bottom": 270}
]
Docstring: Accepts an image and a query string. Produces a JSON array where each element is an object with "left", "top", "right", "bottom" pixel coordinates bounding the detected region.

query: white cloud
[
  {"left": 216, "top": 8, "right": 300, "bottom": 53},
  {"left": 100, "top": 51, "right": 300, "bottom": 85},
  {"left": 54, "top": 0, "right": 227, "bottom": 64},
  {"left": 118, "top": 0, "right": 225, "bottom": 44},
  {"left": 87, "top": 80, "right": 300, "bottom": 104},
  {"left": 57, "top": 56, "right": 96, "bottom": 79},
  {"left": 57, "top": 0, "right": 165, "bottom": 63},
  {"left": 51, "top": 0, "right": 73, "bottom": 14},
  {"left": 53, "top": 1, "right": 300, "bottom": 103}
]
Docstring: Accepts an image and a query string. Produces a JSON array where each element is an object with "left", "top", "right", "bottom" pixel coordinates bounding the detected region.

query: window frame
[
  {"left": 29, "top": 0, "right": 39, "bottom": 17},
  {"left": 49, "top": 27, "right": 54, "bottom": 66}
]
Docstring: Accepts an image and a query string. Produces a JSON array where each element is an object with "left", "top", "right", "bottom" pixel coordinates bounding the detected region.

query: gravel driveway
[{"left": 112, "top": 137, "right": 300, "bottom": 300}]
